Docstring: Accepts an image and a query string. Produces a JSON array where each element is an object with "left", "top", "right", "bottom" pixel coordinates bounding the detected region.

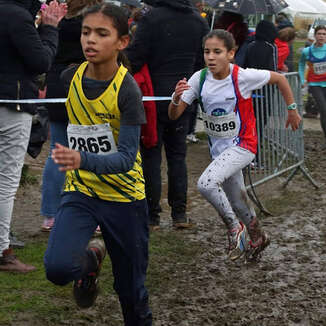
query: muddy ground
[{"left": 12, "top": 119, "right": 326, "bottom": 326}]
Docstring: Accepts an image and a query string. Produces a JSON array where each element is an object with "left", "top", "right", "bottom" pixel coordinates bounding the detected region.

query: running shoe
[
  {"left": 246, "top": 231, "right": 270, "bottom": 262},
  {"left": 246, "top": 217, "right": 270, "bottom": 262},
  {"left": 73, "top": 239, "right": 106, "bottom": 309},
  {"left": 227, "top": 222, "right": 248, "bottom": 261}
]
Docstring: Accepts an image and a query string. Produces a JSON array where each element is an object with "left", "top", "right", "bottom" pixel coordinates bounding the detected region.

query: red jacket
[
  {"left": 133, "top": 64, "right": 158, "bottom": 148},
  {"left": 275, "top": 38, "right": 289, "bottom": 71}
]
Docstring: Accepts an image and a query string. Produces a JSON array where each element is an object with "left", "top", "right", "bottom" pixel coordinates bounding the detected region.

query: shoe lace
[
  {"left": 227, "top": 227, "right": 240, "bottom": 250},
  {"left": 248, "top": 218, "right": 262, "bottom": 243}
]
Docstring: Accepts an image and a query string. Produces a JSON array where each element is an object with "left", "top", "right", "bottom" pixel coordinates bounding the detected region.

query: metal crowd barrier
[{"left": 246, "top": 72, "right": 318, "bottom": 190}]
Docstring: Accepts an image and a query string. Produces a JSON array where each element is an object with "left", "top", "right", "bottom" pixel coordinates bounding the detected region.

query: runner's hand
[
  {"left": 286, "top": 110, "right": 302, "bottom": 131},
  {"left": 174, "top": 78, "right": 190, "bottom": 103},
  {"left": 52, "top": 143, "right": 81, "bottom": 171}
]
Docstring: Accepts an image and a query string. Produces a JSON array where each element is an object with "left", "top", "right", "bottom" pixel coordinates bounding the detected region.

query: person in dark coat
[
  {"left": 126, "top": 0, "right": 209, "bottom": 229},
  {"left": 214, "top": 10, "right": 255, "bottom": 67},
  {"left": 0, "top": 0, "right": 66, "bottom": 273},
  {"left": 243, "top": 20, "right": 278, "bottom": 71},
  {"left": 243, "top": 20, "right": 278, "bottom": 168}
]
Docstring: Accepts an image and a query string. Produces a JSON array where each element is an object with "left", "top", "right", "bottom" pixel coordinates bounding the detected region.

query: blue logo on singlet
[{"left": 211, "top": 108, "right": 226, "bottom": 116}]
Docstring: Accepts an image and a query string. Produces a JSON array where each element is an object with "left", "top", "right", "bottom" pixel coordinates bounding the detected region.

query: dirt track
[{"left": 12, "top": 123, "right": 326, "bottom": 325}]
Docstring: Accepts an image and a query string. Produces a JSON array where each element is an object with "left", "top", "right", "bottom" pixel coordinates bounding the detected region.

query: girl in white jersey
[{"left": 168, "top": 29, "right": 301, "bottom": 261}]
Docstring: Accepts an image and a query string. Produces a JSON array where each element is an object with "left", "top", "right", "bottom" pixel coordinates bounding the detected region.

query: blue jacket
[{"left": 0, "top": 0, "right": 58, "bottom": 114}]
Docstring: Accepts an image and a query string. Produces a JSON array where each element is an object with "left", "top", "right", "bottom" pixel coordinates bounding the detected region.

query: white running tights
[{"left": 197, "top": 146, "right": 256, "bottom": 230}]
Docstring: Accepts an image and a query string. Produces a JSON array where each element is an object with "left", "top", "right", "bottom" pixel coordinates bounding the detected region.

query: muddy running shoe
[
  {"left": 246, "top": 231, "right": 270, "bottom": 262},
  {"left": 73, "top": 239, "right": 106, "bottom": 309},
  {"left": 246, "top": 217, "right": 270, "bottom": 262},
  {"left": 227, "top": 222, "right": 248, "bottom": 261}
]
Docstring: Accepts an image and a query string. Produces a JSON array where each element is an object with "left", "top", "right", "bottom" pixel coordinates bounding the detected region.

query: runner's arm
[
  {"left": 52, "top": 125, "right": 140, "bottom": 173},
  {"left": 268, "top": 71, "right": 302, "bottom": 131},
  {"left": 168, "top": 78, "right": 190, "bottom": 120}
]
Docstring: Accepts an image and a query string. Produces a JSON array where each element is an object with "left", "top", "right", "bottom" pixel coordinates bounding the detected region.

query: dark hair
[
  {"left": 66, "top": 0, "right": 103, "bottom": 18},
  {"left": 83, "top": 3, "right": 131, "bottom": 70},
  {"left": 214, "top": 11, "right": 248, "bottom": 47},
  {"left": 83, "top": 3, "right": 129, "bottom": 38},
  {"left": 202, "top": 29, "right": 236, "bottom": 51},
  {"left": 277, "top": 27, "right": 296, "bottom": 42},
  {"left": 315, "top": 25, "right": 326, "bottom": 35},
  {"left": 275, "top": 12, "right": 289, "bottom": 24}
]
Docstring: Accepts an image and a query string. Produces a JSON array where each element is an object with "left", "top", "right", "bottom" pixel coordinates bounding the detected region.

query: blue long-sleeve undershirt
[{"left": 79, "top": 124, "right": 140, "bottom": 175}]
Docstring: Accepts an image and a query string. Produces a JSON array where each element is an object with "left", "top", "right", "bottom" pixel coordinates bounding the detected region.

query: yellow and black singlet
[{"left": 64, "top": 62, "right": 145, "bottom": 202}]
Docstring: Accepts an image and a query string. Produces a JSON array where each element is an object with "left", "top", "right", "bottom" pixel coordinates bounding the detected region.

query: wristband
[
  {"left": 287, "top": 103, "right": 297, "bottom": 110},
  {"left": 171, "top": 92, "right": 180, "bottom": 106}
]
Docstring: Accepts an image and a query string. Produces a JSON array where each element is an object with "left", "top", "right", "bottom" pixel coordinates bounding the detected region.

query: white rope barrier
[{"left": 0, "top": 96, "right": 172, "bottom": 104}]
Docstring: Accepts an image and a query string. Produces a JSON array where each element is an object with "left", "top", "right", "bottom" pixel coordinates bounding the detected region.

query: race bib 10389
[{"left": 202, "top": 111, "right": 239, "bottom": 138}]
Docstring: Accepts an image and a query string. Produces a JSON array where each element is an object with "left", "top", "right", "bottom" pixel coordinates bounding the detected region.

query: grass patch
[
  {"left": 20, "top": 165, "right": 39, "bottom": 186},
  {"left": 0, "top": 231, "right": 203, "bottom": 325}
]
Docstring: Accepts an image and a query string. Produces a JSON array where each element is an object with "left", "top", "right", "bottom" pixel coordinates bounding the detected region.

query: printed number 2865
[{"left": 70, "top": 135, "right": 111, "bottom": 153}]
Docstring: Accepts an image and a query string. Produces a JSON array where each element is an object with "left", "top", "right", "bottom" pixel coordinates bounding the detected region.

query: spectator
[
  {"left": 187, "top": 0, "right": 211, "bottom": 144},
  {"left": 299, "top": 25, "right": 326, "bottom": 150},
  {"left": 191, "top": 0, "right": 213, "bottom": 27},
  {"left": 121, "top": 0, "right": 142, "bottom": 29},
  {"left": 0, "top": 0, "right": 66, "bottom": 273},
  {"left": 40, "top": 0, "right": 103, "bottom": 233},
  {"left": 129, "top": 8, "right": 158, "bottom": 150},
  {"left": 214, "top": 10, "right": 255, "bottom": 67},
  {"left": 275, "top": 27, "right": 296, "bottom": 72},
  {"left": 129, "top": 5, "right": 150, "bottom": 38},
  {"left": 275, "top": 13, "right": 295, "bottom": 72},
  {"left": 243, "top": 20, "right": 278, "bottom": 168},
  {"left": 243, "top": 20, "right": 278, "bottom": 71},
  {"left": 126, "top": 0, "right": 209, "bottom": 230}
]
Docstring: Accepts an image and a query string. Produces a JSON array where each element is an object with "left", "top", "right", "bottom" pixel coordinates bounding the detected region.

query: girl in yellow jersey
[{"left": 44, "top": 4, "right": 152, "bottom": 325}]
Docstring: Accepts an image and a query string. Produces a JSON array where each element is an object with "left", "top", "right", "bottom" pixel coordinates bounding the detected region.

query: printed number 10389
[{"left": 204, "top": 120, "right": 236, "bottom": 133}]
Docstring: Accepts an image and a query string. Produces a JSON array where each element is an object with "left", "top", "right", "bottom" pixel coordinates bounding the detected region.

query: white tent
[{"left": 282, "top": 0, "right": 326, "bottom": 18}]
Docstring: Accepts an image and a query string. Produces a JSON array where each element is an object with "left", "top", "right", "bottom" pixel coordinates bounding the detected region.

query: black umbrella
[
  {"left": 119, "top": 0, "right": 142, "bottom": 8},
  {"left": 205, "top": 0, "right": 288, "bottom": 15}
]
